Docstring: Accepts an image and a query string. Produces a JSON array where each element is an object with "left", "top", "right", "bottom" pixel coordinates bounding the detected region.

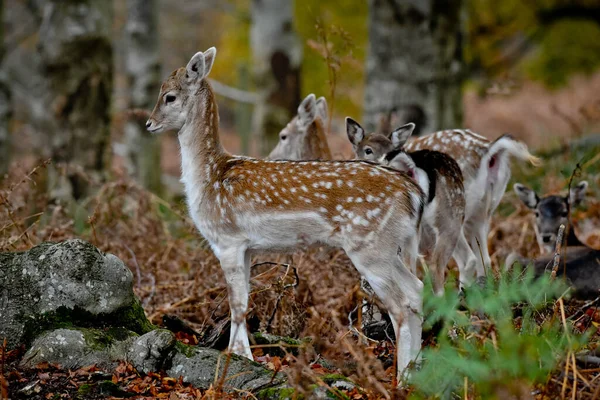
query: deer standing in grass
[
  {"left": 347, "top": 119, "right": 479, "bottom": 294},
  {"left": 268, "top": 93, "right": 331, "bottom": 161},
  {"left": 146, "top": 48, "right": 427, "bottom": 374},
  {"left": 401, "top": 129, "right": 541, "bottom": 274},
  {"left": 508, "top": 181, "right": 600, "bottom": 299}
]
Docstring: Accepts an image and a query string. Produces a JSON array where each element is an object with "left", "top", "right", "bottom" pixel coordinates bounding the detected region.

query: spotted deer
[
  {"left": 346, "top": 118, "right": 479, "bottom": 294},
  {"left": 507, "top": 181, "right": 600, "bottom": 299},
  {"left": 513, "top": 181, "right": 588, "bottom": 254},
  {"left": 146, "top": 47, "right": 427, "bottom": 374},
  {"left": 268, "top": 94, "right": 331, "bottom": 161},
  {"left": 402, "top": 129, "right": 541, "bottom": 274}
]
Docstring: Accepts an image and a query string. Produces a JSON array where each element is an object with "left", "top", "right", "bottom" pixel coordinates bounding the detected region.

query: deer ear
[
  {"left": 390, "top": 123, "right": 415, "bottom": 149},
  {"left": 345, "top": 117, "right": 365, "bottom": 146},
  {"left": 186, "top": 47, "right": 217, "bottom": 83},
  {"left": 186, "top": 52, "right": 205, "bottom": 82},
  {"left": 202, "top": 47, "right": 217, "bottom": 77},
  {"left": 298, "top": 94, "right": 317, "bottom": 127},
  {"left": 569, "top": 181, "right": 588, "bottom": 206},
  {"left": 513, "top": 183, "right": 539, "bottom": 209},
  {"left": 316, "top": 97, "right": 328, "bottom": 123}
]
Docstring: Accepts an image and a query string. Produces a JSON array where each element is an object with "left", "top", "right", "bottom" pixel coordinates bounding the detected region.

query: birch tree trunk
[
  {"left": 364, "top": 0, "right": 464, "bottom": 134},
  {"left": 36, "top": 0, "right": 113, "bottom": 200},
  {"left": 0, "top": 0, "right": 11, "bottom": 177},
  {"left": 250, "top": 0, "right": 302, "bottom": 155},
  {"left": 124, "top": 0, "right": 162, "bottom": 195}
]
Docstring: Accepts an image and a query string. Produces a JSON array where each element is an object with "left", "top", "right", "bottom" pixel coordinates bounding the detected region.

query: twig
[
  {"left": 143, "top": 273, "right": 156, "bottom": 308},
  {"left": 208, "top": 78, "right": 258, "bottom": 104},
  {"left": 265, "top": 263, "right": 300, "bottom": 331},
  {"left": 565, "top": 159, "right": 585, "bottom": 278},
  {"left": 551, "top": 224, "right": 566, "bottom": 280},
  {"left": 125, "top": 245, "right": 142, "bottom": 289}
]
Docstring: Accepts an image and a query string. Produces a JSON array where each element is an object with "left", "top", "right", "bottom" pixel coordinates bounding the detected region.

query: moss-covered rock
[
  {"left": 0, "top": 239, "right": 153, "bottom": 350},
  {"left": 166, "top": 346, "right": 286, "bottom": 391},
  {"left": 5, "top": 240, "right": 285, "bottom": 394},
  {"left": 252, "top": 332, "right": 309, "bottom": 356}
]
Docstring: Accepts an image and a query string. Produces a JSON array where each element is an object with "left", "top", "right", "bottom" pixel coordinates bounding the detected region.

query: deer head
[
  {"left": 514, "top": 181, "right": 588, "bottom": 253},
  {"left": 346, "top": 117, "right": 416, "bottom": 165},
  {"left": 268, "top": 94, "right": 330, "bottom": 160},
  {"left": 146, "top": 47, "right": 217, "bottom": 134}
]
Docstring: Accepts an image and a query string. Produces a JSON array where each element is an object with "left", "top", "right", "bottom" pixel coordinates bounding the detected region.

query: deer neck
[{"left": 178, "top": 80, "right": 229, "bottom": 193}]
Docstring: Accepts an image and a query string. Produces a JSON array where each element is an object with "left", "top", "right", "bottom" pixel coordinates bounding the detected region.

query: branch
[
  {"left": 550, "top": 224, "right": 566, "bottom": 280},
  {"left": 208, "top": 79, "right": 258, "bottom": 104}
]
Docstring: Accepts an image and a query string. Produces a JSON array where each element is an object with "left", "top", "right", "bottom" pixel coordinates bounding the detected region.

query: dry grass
[{"left": 1, "top": 135, "right": 600, "bottom": 398}]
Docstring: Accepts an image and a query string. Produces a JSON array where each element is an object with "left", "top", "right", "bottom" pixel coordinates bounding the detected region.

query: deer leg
[
  {"left": 219, "top": 246, "right": 253, "bottom": 360},
  {"left": 399, "top": 230, "right": 420, "bottom": 275},
  {"left": 346, "top": 247, "right": 423, "bottom": 376},
  {"left": 471, "top": 219, "right": 491, "bottom": 275},
  {"left": 431, "top": 241, "right": 455, "bottom": 296},
  {"left": 453, "top": 229, "right": 479, "bottom": 287},
  {"left": 465, "top": 212, "right": 491, "bottom": 277}
]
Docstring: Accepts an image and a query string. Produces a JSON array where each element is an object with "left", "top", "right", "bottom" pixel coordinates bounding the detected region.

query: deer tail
[{"left": 487, "top": 134, "right": 542, "bottom": 167}]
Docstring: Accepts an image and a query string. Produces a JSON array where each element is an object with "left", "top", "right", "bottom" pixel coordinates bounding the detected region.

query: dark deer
[{"left": 508, "top": 181, "right": 600, "bottom": 299}]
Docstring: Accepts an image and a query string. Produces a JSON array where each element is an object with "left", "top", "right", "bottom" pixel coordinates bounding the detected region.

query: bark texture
[
  {"left": 124, "top": 0, "right": 162, "bottom": 194},
  {"left": 35, "top": 0, "right": 113, "bottom": 199},
  {"left": 364, "top": 0, "right": 464, "bottom": 134},
  {"left": 250, "top": 0, "right": 302, "bottom": 155},
  {"left": 0, "top": 0, "right": 11, "bottom": 177}
]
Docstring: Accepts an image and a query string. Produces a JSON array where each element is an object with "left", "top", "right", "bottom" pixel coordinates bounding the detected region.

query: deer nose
[
  {"left": 542, "top": 235, "right": 552, "bottom": 243},
  {"left": 146, "top": 120, "right": 152, "bottom": 128}
]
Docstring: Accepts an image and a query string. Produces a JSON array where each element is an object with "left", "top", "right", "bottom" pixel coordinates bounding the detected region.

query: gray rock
[
  {"left": 5, "top": 240, "right": 286, "bottom": 393},
  {"left": 167, "top": 346, "right": 285, "bottom": 391},
  {"left": 127, "top": 329, "right": 176, "bottom": 374},
  {"left": 0, "top": 239, "right": 152, "bottom": 350},
  {"left": 21, "top": 328, "right": 136, "bottom": 369}
]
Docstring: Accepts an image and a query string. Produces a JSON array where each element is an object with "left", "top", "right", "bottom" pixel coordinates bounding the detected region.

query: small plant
[
  {"left": 307, "top": 17, "right": 356, "bottom": 134},
  {"left": 410, "top": 268, "right": 587, "bottom": 399}
]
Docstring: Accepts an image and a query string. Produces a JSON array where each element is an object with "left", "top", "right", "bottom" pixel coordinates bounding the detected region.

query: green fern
[{"left": 411, "top": 268, "right": 587, "bottom": 399}]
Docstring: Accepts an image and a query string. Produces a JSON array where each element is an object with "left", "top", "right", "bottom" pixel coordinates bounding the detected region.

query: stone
[
  {"left": 166, "top": 346, "right": 285, "bottom": 391},
  {"left": 4, "top": 240, "right": 289, "bottom": 393},
  {"left": 127, "top": 329, "right": 176, "bottom": 374},
  {"left": 0, "top": 239, "right": 152, "bottom": 350}
]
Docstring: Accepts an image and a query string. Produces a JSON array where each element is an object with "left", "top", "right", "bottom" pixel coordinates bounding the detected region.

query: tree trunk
[
  {"left": 364, "top": 0, "right": 464, "bottom": 134},
  {"left": 0, "top": 0, "right": 11, "bottom": 178},
  {"left": 250, "top": 0, "right": 302, "bottom": 155},
  {"left": 36, "top": 0, "right": 113, "bottom": 200},
  {"left": 124, "top": 0, "right": 162, "bottom": 195}
]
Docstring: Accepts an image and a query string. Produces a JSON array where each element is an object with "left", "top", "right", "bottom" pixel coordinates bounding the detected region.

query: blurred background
[{"left": 0, "top": 0, "right": 599, "bottom": 199}]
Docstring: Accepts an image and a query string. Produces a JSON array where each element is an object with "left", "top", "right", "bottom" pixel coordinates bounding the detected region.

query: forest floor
[{"left": 1, "top": 138, "right": 600, "bottom": 399}]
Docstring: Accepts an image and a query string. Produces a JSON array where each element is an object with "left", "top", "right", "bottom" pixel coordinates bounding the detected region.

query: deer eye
[
  {"left": 281, "top": 135, "right": 287, "bottom": 141},
  {"left": 561, "top": 211, "right": 569, "bottom": 217},
  {"left": 365, "top": 148, "right": 373, "bottom": 155},
  {"left": 165, "top": 94, "right": 176, "bottom": 104},
  {"left": 535, "top": 211, "right": 540, "bottom": 217}
]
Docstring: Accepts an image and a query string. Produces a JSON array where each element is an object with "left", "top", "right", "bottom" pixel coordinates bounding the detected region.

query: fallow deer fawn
[
  {"left": 514, "top": 181, "right": 588, "bottom": 254},
  {"left": 346, "top": 118, "right": 479, "bottom": 293},
  {"left": 268, "top": 94, "right": 332, "bottom": 160},
  {"left": 508, "top": 181, "right": 600, "bottom": 299},
  {"left": 404, "top": 129, "right": 541, "bottom": 274},
  {"left": 146, "top": 48, "right": 427, "bottom": 374}
]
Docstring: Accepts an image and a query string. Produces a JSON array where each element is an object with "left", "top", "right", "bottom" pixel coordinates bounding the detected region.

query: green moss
[
  {"left": 252, "top": 332, "right": 309, "bottom": 356},
  {"left": 19, "top": 297, "right": 155, "bottom": 347},
  {"left": 79, "top": 327, "right": 137, "bottom": 351},
  {"left": 320, "top": 373, "right": 350, "bottom": 384},
  {"left": 174, "top": 341, "right": 197, "bottom": 358},
  {"left": 257, "top": 387, "right": 301, "bottom": 400},
  {"left": 77, "top": 383, "right": 92, "bottom": 395}
]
